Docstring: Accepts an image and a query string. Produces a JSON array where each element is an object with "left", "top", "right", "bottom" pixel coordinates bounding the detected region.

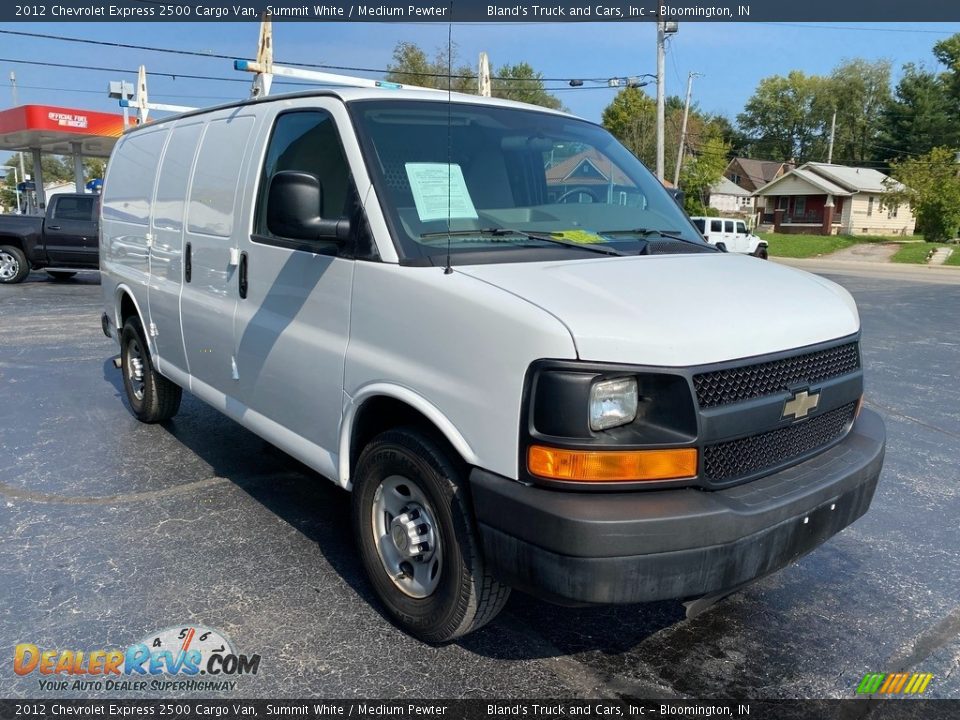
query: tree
[
  {"left": 679, "top": 131, "right": 730, "bottom": 215},
  {"left": 601, "top": 86, "right": 657, "bottom": 163},
  {"left": 384, "top": 42, "right": 561, "bottom": 109},
  {"left": 889, "top": 147, "right": 960, "bottom": 242},
  {"left": 491, "top": 62, "right": 561, "bottom": 110},
  {"left": 602, "top": 87, "right": 730, "bottom": 181},
  {"left": 880, "top": 65, "right": 959, "bottom": 160},
  {"left": 737, "top": 71, "right": 830, "bottom": 163},
  {"left": 827, "top": 59, "right": 892, "bottom": 164},
  {"left": 385, "top": 41, "right": 474, "bottom": 93}
]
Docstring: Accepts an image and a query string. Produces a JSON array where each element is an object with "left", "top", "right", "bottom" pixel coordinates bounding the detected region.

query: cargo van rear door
[
  {"left": 179, "top": 114, "right": 256, "bottom": 397},
  {"left": 148, "top": 121, "right": 203, "bottom": 378}
]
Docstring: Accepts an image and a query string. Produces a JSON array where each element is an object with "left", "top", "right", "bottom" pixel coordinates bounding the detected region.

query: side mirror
[{"left": 266, "top": 171, "right": 349, "bottom": 243}]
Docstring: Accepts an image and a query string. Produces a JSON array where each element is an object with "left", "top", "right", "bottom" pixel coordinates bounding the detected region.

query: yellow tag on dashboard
[{"left": 551, "top": 229, "right": 605, "bottom": 244}]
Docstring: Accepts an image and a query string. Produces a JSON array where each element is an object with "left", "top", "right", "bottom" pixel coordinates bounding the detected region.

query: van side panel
[
  {"left": 344, "top": 263, "right": 577, "bottom": 482},
  {"left": 147, "top": 121, "right": 204, "bottom": 376},
  {"left": 101, "top": 127, "right": 169, "bottom": 339}
]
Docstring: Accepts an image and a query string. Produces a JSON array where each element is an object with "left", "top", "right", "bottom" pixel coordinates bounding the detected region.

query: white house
[{"left": 707, "top": 176, "right": 754, "bottom": 215}]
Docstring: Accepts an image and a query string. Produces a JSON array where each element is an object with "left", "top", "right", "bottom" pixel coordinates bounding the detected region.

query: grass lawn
[
  {"left": 891, "top": 242, "right": 960, "bottom": 265},
  {"left": 758, "top": 233, "right": 857, "bottom": 258}
]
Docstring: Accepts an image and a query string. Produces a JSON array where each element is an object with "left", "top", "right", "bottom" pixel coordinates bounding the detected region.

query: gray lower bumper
[{"left": 470, "top": 408, "right": 885, "bottom": 604}]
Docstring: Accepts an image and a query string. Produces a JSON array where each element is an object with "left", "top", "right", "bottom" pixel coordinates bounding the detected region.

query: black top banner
[{"left": 4, "top": 0, "right": 960, "bottom": 23}]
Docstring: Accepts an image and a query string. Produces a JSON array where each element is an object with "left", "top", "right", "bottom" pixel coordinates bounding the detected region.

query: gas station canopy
[{"left": 0, "top": 104, "right": 126, "bottom": 158}]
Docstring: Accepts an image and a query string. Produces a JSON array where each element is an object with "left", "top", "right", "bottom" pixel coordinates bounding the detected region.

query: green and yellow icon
[{"left": 856, "top": 672, "right": 933, "bottom": 695}]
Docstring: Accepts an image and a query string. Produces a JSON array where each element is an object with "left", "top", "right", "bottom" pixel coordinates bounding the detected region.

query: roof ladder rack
[
  {"left": 119, "top": 65, "right": 197, "bottom": 124},
  {"left": 235, "top": 14, "right": 443, "bottom": 95}
]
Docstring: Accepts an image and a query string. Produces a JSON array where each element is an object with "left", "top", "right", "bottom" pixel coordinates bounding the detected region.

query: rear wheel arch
[{"left": 115, "top": 286, "right": 144, "bottom": 333}]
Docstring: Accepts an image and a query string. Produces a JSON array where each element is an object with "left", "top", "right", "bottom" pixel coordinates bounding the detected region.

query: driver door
[{"left": 232, "top": 105, "right": 356, "bottom": 468}]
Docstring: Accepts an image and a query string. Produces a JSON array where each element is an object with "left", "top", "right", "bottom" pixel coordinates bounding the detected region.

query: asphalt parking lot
[{"left": 1, "top": 266, "right": 958, "bottom": 700}]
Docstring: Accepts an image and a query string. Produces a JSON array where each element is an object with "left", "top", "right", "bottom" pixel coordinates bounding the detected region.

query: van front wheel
[
  {"left": 120, "top": 317, "right": 182, "bottom": 423},
  {"left": 352, "top": 428, "right": 510, "bottom": 643}
]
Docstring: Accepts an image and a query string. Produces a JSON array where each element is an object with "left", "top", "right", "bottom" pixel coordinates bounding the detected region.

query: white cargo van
[
  {"left": 100, "top": 89, "right": 884, "bottom": 643},
  {"left": 690, "top": 215, "right": 768, "bottom": 258}
]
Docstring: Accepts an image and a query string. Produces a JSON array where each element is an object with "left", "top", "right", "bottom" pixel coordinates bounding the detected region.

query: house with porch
[{"left": 753, "top": 162, "right": 916, "bottom": 236}]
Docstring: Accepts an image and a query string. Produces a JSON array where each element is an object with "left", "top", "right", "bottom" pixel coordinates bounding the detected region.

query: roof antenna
[{"left": 443, "top": 7, "right": 454, "bottom": 275}]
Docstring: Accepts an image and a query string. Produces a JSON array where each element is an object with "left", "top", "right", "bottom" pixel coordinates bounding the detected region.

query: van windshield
[{"left": 350, "top": 100, "right": 708, "bottom": 264}]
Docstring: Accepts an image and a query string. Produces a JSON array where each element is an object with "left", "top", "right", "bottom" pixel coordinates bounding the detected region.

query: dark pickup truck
[{"left": 0, "top": 193, "right": 99, "bottom": 284}]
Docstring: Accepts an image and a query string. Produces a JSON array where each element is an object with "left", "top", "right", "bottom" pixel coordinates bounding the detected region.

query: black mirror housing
[{"left": 267, "top": 171, "right": 349, "bottom": 243}]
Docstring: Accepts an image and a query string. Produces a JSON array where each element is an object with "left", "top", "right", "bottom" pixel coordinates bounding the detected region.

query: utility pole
[
  {"left": 827, "top": 109, "right": 837, "bottom": 164},
  {"left": 9, "top": 71, "right": 29, "bottom": 213},
  {"left": 478, "top": 52, "right": 491, "bottom": 97},
  {"left": 673, "top": 72, "right": 700, "bottom": 187},
  {"left": 655, "top": 19, "right": 666, "bottom": 181}
]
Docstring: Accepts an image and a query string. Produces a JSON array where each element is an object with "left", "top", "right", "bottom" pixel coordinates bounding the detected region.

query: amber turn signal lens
[{"left": 527, "top": 446, "right": 698, "bottom": 482}]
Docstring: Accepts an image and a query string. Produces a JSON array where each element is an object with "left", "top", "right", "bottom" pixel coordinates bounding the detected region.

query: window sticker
[{"left": 405, "top": 163, "right": 479, "bottom": 222}]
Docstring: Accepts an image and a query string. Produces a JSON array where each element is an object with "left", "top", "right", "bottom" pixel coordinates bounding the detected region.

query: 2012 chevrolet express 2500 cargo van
[{"left": 100, "top": 88, "right": 885, "bottom": 643}]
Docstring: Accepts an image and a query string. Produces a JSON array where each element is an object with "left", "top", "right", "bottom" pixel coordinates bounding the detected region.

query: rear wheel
[
  {"left": 46, "top": 271, "right": 77, "bottom": 281},
  {"left": 352, "top": 428, "right": 510, "bottom": 643},
  {"left": 120, "top": 317, "right": 182, "bottom": 423},
  {"left": 0, "top": 246, "right": 29, "bottom": 284}
]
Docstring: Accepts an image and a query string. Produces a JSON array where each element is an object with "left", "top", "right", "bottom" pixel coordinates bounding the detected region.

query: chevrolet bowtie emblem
[{"left": 783, "top": 389, "right": 820, "bottom": 420}]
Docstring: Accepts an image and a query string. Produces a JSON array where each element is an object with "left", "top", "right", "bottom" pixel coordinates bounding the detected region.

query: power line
[
  {"left": 754, "top": 22, "right": 957, "bottom": 34},
  {"left": 0, "top": 29, "right": 649, "bottom": 85}
]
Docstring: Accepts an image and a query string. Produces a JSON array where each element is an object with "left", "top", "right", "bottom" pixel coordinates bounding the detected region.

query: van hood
[{"left": 455, "top": 253, "right": 859, "bottom": 367}]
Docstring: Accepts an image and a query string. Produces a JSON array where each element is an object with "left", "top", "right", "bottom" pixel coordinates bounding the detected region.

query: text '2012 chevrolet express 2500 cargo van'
[{"left": 100, "top": 88, "right": 885, "bottom": 643}]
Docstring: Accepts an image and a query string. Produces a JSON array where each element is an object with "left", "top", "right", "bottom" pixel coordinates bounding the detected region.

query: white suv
[
  {"left": 691, "top": 216, "right": 768, "bottom": 258},
  {"left": 100, "top": 88, "right": 884, "bottom": 642}
]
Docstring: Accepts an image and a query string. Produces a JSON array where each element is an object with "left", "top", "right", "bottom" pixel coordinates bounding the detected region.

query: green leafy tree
[
  {"left": 889, "top": 147, "right": 960, "bottom": 242},
  {"left": 385, "top": 41, "right": 474, "bottom": 92},
  {"left": 933, "top": 33, "right": 960, "bottom": 100},
  {"left": 827, "top": 59, "right": 892, "bottom": 164},
  {"left": 601, "top": 86, "right": 657, "bottom": 163},
  {"left": 602, "top": 87, "right": 730, "bottom": 180},
  {"left": 679, "top": 131, "right": 730, "bottom": 215},
  {"left": 491, "top": 62, "right": 561, "bottom": 110},
  {"left": 737, "top": 71, "right": 830, "bottom": 163},
  {"left": 881, "top": 65, "right": 958, "bottom": 160},
  {"left": 385, "top": 42, "right": 561, "bottom": 109}
]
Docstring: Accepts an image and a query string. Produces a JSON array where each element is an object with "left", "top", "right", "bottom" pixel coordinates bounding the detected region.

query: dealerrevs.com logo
[{"left": 14, "top": 626, "right": 261, "bottom": 692}]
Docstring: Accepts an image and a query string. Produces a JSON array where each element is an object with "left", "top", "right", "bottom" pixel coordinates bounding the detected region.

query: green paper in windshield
[{"left": 405, "top": 163, "right": 479, "bottom": 222}]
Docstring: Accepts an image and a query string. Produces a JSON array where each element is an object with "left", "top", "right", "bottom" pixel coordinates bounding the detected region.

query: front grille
[
  {"left": 703, "top": 402, "right": 858, "bottom": 483},
  {"left": 693, "top": 342, "right": 860, "bottom": 409}
]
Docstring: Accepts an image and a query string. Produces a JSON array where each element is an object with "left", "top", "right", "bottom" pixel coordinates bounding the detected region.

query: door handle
[
  {"left": 238, "top": 252, "right": 248, "bottom": 299},
  {"left": 47, "top": 225, "right": 61, "bottom": 230},
  {"left": 184, "top": 242, "right": 192, "bottom": 283}
]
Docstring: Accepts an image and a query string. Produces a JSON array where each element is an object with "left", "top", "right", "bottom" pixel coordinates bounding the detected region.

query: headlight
[{"left": 589, "top": 377, "right": 638, "bottom": 431}]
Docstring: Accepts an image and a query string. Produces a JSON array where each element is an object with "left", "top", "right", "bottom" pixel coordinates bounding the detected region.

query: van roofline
[{"left": 124, "top": 87, "right": 580, "bottom": 134}]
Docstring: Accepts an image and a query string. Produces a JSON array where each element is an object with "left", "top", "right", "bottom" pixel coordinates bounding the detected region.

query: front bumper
[{"left": 470, "top": 408, "right": 885, "bottom": 604}]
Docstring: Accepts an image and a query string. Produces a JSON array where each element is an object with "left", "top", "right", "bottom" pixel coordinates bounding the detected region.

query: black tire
[
  {"left": 120, "top": 317, "right": 182, "bottom": 423},
  {"left": 46, "top": 271, "right": 77, "bottom": 281},
  {"left": 352, "top": 428, "right": 510, "bottom": 643},
  {"left": 754, "top": 246, "right": 769, "bottom": 260},
  {"left": 0, "top": 245, "right": 30, "bottom": 284},
  {"left": 715, "top": 242, "right": 728, "bottom": 253}
]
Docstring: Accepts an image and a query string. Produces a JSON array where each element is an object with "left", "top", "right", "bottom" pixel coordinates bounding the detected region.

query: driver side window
[{"left": 254, "top": 110, "right": 352, "bottom": 241}]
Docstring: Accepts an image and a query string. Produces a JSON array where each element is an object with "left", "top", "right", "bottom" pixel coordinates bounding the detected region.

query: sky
[{"left": 2, "top": 20, "right": 960, "bottom": 167}]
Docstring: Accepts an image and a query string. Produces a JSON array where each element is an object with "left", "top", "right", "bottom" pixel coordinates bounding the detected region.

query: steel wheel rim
[
  {"left": 0, "top": 252, "right": 18, "bottom": 280},
  {"left": 126, "top": 337, "right": 146, "bottom": 402},
  {"left": 371, "top": 474, "right": 443, "bottom": 598}
]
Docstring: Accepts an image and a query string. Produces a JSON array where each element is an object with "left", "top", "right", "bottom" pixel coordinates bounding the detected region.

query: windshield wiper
[
  {"left": 598, "top": 228, "right": 712, "bottom": 249},
  {"left": 419, "top": 228, "right": 627, "bottom": 256}
]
